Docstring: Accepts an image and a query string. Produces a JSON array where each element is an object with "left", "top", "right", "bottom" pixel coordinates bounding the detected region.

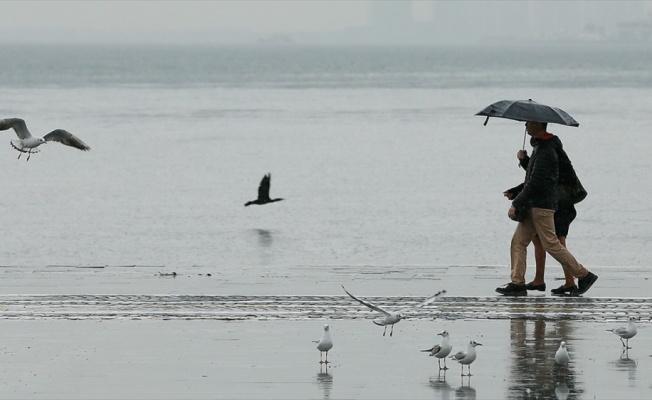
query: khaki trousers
[{"left": 510, "top": 207, "right": 588, "bottom": 285}]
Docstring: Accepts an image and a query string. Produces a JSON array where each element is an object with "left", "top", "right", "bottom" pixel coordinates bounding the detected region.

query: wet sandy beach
[
  {"left": 0, "top": 264, "right": 650, "bottom": 399},
  {"left": 1, "top": 318, "right": 649, "bottom": 399}
]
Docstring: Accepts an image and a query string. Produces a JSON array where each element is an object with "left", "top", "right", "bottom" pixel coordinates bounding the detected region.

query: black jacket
[
  {"left": 509, "top": 135, "right": 587, "bottom": 208},
  {"left": 512, "top": 135, "right": 559, "bottom": 211}
]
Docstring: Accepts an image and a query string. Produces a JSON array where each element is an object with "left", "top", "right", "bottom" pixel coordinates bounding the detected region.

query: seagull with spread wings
[
  {"left": 0, "top": 118, "right": 90, "bottom": 161},
  {"left": 342, "top": 285, "right": 446, "bottom": 337},
  {"left": 244, "top": 173, "right": 284, "bottom": 207}
]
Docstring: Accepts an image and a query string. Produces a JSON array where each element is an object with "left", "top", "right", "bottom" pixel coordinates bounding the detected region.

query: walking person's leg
[
  {"left": 530, "top": 208, "right": 598, "bottom": 295},
  {"left": 525, "top": 235, "right": 547, "bottom": 291},
  {"left": 497, "top": 218, "right": 537, "bottom": 296}
]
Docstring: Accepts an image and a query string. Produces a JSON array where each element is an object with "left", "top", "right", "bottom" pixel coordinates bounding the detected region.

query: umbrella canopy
[{"left": 476, "top": 99, "right": 579, "bottom": 127}]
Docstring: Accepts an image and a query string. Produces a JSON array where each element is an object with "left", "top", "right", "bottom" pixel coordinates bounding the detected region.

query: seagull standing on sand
[
  {"left": 555, "top": 341, "right": 570, "bottom": 366},
  {"left": 0, "top": 118, "right": 90, "bottom": 161},
  {"left": 607, "top": 316, "right": 638, "bottom": 349},
  {"left": 421, "top": 330, "right": 453, "bottom": 370},
  {"left": 315, "top": 324, "right": 333, "bottom": 364},
  {"left": 341, "top": 285, "right": 446, "bottom": 337},
  {"left": 449, "top": 340, "right": 481, "bottom": 376},
  {"left": 244, "top": 173, "right": 284, "bottom": 207}
]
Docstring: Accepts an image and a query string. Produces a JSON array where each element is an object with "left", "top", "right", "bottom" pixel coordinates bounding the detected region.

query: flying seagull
[
  {"left": 607, "top": 316, "right": 638, "bottom": 349},
  {"left": 244, "top": 173, "right": 284, "bottom": 207},
  {"left": 449, "top": 340, "right": 482, "bottom": 376},
  {"left": 314, "top": 324, "right": 333, "bottom": 364},
  {"left": 0, "top": 118, "right": 90, "bottom": 161},
  {"left": 341, "top": 285, "right": 446, "bottom": 337},
  {"left": 421, "top": 330, "right": 453, "bottom": 370}
]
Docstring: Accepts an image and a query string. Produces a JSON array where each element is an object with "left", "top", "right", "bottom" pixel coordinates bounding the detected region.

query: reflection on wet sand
[
  {"left": 429, "top": 372, "right": 453, "bottom": 400},
  {"left": 555, "top": 381, "right": 570, "bottom": 400},
  {"left": 612, "top": 354, "right": 637, "bottom": 383},
  {"left": 429, "top": 370, "right": 478, "bottom": 400},
  {"left": 455, "top": 383, "right": 477, "bottom": 400},
  {"left": 508, "top": 319, "right": 581, "bottom": 399},
  {"left": 315, "top": 364, "right": 333, "bottom": 400}
]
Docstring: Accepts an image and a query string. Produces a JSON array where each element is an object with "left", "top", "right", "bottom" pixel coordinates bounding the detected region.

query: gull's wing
[
  {"left": 421, "top": 344, "right": 441, "bottom": 354},
  {"left": 0, "top": 118, "right": 32, "bottom": 139},
  {"left": 342, "top": 285, "right": 390, "bottom": 316},
  {"left": 613, "top": 326, "right": 629, "bottom": 335},
  {"left": 416, "top": 290, "right": 447, "bottom": 307},
  {"left": 450, "top": 350, "right": 466, "bottom": 360},
  {"left": 43, "top": 129, "right": 91, "bottom": 151},
  {"left": 258, "top": 174, "right": 271, "bottom": 200}
]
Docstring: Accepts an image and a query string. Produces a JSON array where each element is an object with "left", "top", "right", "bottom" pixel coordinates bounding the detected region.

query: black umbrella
[{"left": 475, "top": 99, "right": 579, "bottom": 127}]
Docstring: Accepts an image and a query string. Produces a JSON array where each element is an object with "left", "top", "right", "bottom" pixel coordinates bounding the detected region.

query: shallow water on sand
[{"left": 1, "top": 319, "right": 649, "bottom": 399}]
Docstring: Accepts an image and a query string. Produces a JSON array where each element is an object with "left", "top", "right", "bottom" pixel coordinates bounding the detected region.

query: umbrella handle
[{"left": 519, "top": 127, "right": 527, "bottom": 168}]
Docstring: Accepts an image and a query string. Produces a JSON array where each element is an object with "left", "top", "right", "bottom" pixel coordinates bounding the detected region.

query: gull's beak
[{"left": 477, "top": 343, "right": 483, "bottom": 346}]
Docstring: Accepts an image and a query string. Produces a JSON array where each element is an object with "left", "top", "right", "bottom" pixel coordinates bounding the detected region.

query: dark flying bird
[
  {"left": 244, "top": 173, "right": 284, "bottom": 207},
  {"left": 0, "top": 117, "right": 91, "bottom": 161}
]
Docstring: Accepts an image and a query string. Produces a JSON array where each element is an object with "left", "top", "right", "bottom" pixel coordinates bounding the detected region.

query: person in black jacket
[
  {"left": 503, "top": 137, "right": 580, "bottom": 295},
  {"left": 496, "top": 121, "right": 598, "bottom": 296}
]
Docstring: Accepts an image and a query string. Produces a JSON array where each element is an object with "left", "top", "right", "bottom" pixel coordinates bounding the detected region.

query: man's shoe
[
  {"left": 496, "top": 283, "right": 527, "bottom": 296},
  {"left": 570, "top": 272, "right": 598, "bottom": 295},
  {"left": 551, "top": 285, "right": 578, "bottom": 295},
  {"left": 525, "top": 282, "right": 546, "bottom": 291}
]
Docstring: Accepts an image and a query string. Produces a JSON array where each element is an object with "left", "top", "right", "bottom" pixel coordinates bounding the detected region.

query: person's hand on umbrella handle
[
  {"left": 508, "top": 205, "right": 517, "bottom": 220},
  {"left": 517, "top": 150, "right": 528, "bottom": 160}
]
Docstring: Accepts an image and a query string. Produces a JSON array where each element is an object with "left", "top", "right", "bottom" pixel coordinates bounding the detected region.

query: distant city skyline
[{"left": 1, "top": 1, "right": 651, "bottom": 45}]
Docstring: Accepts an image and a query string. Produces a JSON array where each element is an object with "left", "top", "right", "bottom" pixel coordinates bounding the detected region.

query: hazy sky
[
  {"left": 2, "top": 1, "right": 651, "bottom": 44},
  {"left": 3, "top": 1, "right": 368, "bottom": 33}
]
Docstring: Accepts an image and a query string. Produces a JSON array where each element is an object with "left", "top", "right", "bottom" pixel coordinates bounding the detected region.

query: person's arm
[
  {"left": 518, "top": 150, "right": 530, "bottom": 169},
  {"left": 503, "top": 183, "right": 524, "bottom": 200},
  {"left": 512, "top": 147, "right": 557, "bottom": 209}
]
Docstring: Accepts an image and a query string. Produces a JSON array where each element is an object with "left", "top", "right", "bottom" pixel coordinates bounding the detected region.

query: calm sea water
[{"left": 1, "top": 43, "right": 651, "bottom": 269}]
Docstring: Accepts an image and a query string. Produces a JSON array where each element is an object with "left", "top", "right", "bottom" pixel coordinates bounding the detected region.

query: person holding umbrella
[
  {"left": 503, "top": 138, "right": 586, "bottom": 295},
  {"left": 495, "top": 120, "right": 598, "bottom": 296}
]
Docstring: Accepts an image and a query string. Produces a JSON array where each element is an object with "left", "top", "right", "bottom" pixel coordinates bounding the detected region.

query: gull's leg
[
  {"left": 468, "top": 365, "right": 472, "bottom": 377},
  {"left": 17, "top": 152, "right": 21, "bottom": 160},
  {"left": 325, "top": 351, "right": 329, "bottom": 364},
  {"left": 626, "top": 338, "right": 631, "bottom": 349},
  {"left": 27, "top": 149, "right": 32, "bottom": 161},
  {"left": 437, "top": 358, "right": 441, "bottom": 369},
  {"left": 443, "top": 358, "right": 448, "bottom": 370},
  {"left": 383, "top": 326, "right": 387, "bottom": 336},
  {"left": 390, "top": 324, "right": 394, "bottom": 337},
  {"left": 319, "top": 351, "right": 324, "bottom": 364}
]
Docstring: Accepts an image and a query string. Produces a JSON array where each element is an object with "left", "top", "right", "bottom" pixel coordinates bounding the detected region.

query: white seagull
[
  {"left": 607, "top": 316, "right": 638, "bottom": 349},
  {"left": 555, "top": 341, "right": 570, "bottom": 366},
  {"left": 421, "top": 329, "right": 453, "bottom": 370},
  {"left": 315, "top": 324, "right": 333, "bottom": 364},
  {"left": 342, "top": 285, "right": 446, "bottom": 337},
  {"left": 0, "top": 117, "right": 90, "bottom": 161},
  {"left": 449, "top": 340, "right": 481, "bottom": 376}
]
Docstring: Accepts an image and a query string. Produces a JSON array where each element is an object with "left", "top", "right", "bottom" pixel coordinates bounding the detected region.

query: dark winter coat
[
  {"left": 511, "top": 135, "right": 560, "bottom": 213},
  {"left": 508, "top": 135, "right": 587, "bottom": 210}
]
